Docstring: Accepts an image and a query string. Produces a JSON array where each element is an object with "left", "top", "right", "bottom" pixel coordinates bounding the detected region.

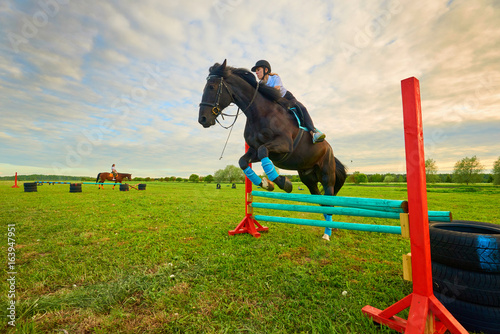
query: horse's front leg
[
  {"left": 257, "top": 145, "right": 293, "bottom": 193},
  {"left": 239, "top": 147, "right": 274, "bottom": 191}
]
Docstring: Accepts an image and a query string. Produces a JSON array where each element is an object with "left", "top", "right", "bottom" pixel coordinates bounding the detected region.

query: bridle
[
  {"left": 199, "top": 74, "right": 260, "bottom": 127},
  {"left": 199, "top": 75, "right": 233, "bottom": 118},
  {"left": 199, "top": 73, "right": 261, "bottom": 159}
]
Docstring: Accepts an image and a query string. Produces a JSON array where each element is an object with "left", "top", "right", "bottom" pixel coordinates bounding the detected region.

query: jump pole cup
[{"left": 228, "top": 142, "right": 269, "bottom": 237}]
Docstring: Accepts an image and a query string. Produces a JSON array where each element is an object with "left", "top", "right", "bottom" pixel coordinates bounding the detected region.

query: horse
[
  {"left": 95, "top": 172, "right": 132, "bottom": 190},
  {"left": 198, "top": 60, "right": 347, "bottom": 240}
]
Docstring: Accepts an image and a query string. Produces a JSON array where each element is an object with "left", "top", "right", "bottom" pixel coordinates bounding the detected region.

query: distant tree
[
  {"left": 346, "top": 171, "right": 368, "bottom": 184},
  {"left": 383, "top": 175, "right": 395, "bottom": 183},
  {"left": 213, "top": 169, "right": 225, "bottom": 183},
  {"left": 493, "top": 156, "right": 500, "bottom": 185},
  {"left": 176, "top": 177, "right": 183, "bottom": 182},
  {"left": 425, "top": 158, "right": 439, "bottom": 183},
  {"left": 452, "top": 156, "right": 484, "bottom": 185},
  {"left": 213, "top": 165, "right": 244, "bottom": 183},
  {"left": 189, "top": 174, "right": 200, "bottom": 183},
  {"left": 226, "top": 165, "right": 244, "bottom": 183},
  {"left": 368, "top": 174, "right": 384, "bottom": 183},
  {"left": 204, "top": 175, "right": 214, "bottom": 183}
]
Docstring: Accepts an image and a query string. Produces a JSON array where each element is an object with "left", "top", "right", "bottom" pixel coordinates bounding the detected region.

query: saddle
[
  {"left": 288, "top": 105, "right": 308, "bottom": 131},
  {"left": 276, "top": 97, "right": 308, "bottom": 131}
]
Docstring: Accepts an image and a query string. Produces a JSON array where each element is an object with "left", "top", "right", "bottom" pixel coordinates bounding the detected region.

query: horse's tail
[
  {"left": 96, "top": 173, "right": 101, "bottom": 183},
  {"left": 334, "top": 157, "right": 347, "bottom": 195}
]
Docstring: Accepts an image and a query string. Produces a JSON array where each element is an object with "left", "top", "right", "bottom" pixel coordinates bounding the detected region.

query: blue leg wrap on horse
[
  {"left": 243, "top": 167, "right": 262, "bottom": 186},
  {"left": 324, "top": 214, "right": 332, "bottom": 236},
  {"left": 261, "top": 157, "right": 279, "bottom": 181}
]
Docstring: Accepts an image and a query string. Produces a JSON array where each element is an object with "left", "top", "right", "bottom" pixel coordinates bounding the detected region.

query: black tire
[
  {"left": 435, "top": 292, "right": 500, "bottom": 334},
  {"left": 430, "top": 220, "right": 500, "bottom": 273},
  {"left": 120, "top": 184, "right": 129, "bottom": 191},
  {"left": 432, "top": 261, "right": 500, "bottom": 307},
  {"left": 138, "top": 184, "right": 146, "bottom": 190},
  {"left": 69, "top": 183, "right": 82, "bottom": 193},
  {"left": 430, "top": 220, "right": 500, "bottom": 231},
  {"left": 24, "top": 182, "right": 37, "bottom": 192}
]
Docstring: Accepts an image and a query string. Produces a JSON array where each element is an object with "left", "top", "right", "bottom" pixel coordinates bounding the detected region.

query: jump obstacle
[
  {"left": 30, "top": 181, "right": 146, "bottom": 191},
  {"left": 34, "top": 181, "right": 131, "bottom": 186},
  {"left": 229, "top": 78, "right": 467, "bottom": 333},
  {"left": 249, "top": 191, "right": 451, "bottom": 235}
]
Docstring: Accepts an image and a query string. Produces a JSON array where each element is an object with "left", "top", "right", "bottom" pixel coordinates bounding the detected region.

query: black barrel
[
  {"left": 138, "top": 184, "right": 146, "bottom": 190},
  {"left": 24, "top": 182, "right": 38, "bottom": 192},
  {"left": 120, "top": 184, "right": 129, "bottom": 191},
  {"left": 69, "top": 183, "right": 82, "bottom": 193}
]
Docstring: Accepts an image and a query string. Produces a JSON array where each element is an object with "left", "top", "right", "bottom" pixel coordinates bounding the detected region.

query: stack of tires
[
  {"left": 138, "top": 184, "right": 146, "bottom": 190},
  {"left": 120, "top": 184, "right": 129, "bottom": 191},
  {"left": 24, "top": 182, "right": 38, "bottom": 192},
  {"left": 430, "top": 220, "right": 500, "bottom": 334},
  {"left": 69, "top": 183, "right": 82, "bottom": 193}
]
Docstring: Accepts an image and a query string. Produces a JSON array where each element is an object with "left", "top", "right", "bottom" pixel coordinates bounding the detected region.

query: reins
[{"left": 200, "top": 75, "right": 260, "bottom": 158}]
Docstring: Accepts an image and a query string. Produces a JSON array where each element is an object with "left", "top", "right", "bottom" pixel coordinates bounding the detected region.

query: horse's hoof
[
  {"left": 322, "top": 234, "right": 330, "bottom": 241},
  {"left": 275, "top": 176, "right": 293, "bottom": 193},
  {"left": 260, "top": 178, "right": 275, "bottom": 191}
]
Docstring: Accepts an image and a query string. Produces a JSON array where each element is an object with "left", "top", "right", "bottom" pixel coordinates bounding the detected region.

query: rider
[
  {"left": 111, "top": 164, "right": 117, "bottom": 180},
  {"left": 251, "top": 60, "right": 325, "bottom": 144}
]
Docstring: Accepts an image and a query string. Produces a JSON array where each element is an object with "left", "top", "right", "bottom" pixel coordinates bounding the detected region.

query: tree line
[
  {"left": 347, "top": 156, "right": 500, "bottom": 185},
  {"left": 4, "top": 156, "right": 499, "bottom": 185}
]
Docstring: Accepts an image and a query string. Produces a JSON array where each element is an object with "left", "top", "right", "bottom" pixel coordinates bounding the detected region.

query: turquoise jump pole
[
  {"left": 252, "top": 191, "right": 408, "bottom": 213},
  {"left": 251, "top": 202, "right": 402, "bottom": 219},
  {"left": 251, "top": 202, "right": 451, "bottom": 222},
  {"left": 253, "top": 215, "right": 402, "bottom": 234},
  {"left": 36, "top": 181, "right": 122, "bottom": 185}
]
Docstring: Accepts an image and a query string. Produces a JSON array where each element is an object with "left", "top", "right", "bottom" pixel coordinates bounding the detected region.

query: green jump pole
[
  {"left": 253, "top": 215, "right": 402, "bottom": 234},
  {"left": 252, "top": 191, "right": 408, "bottom": 213}
]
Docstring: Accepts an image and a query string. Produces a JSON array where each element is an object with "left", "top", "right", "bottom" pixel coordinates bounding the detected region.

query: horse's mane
[{"left": 209, "top": 63, "right": 283, "bottom": 103}]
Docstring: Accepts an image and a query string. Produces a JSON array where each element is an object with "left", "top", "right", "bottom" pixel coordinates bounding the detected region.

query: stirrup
[{"left": 313, "top": 131, "right": 326, "bottom": 144}]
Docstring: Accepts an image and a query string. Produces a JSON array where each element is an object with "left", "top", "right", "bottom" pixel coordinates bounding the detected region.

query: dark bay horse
[
  {"left": 96, "top": 172, "right": 132, "bottom": 189},
  {"left": 198, "top": 60, "right": 347, "bottom": 240}
]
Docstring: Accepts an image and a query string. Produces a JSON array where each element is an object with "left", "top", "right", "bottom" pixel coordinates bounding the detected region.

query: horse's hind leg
[
  {"left": 298, "top": 169, "right": 331, "bottom": 240},
  {"left": 239, "top": 147, "right": 275, "bottom": 191},
  {"left": 319, "top": 150, "right": 342, "bottom": 241}
]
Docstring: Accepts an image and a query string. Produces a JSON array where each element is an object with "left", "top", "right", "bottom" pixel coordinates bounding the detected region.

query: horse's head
[{"left": 198, "top": 60, "right": 234, "bottom": 128}]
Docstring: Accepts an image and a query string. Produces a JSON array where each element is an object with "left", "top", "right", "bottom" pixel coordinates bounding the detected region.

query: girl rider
[
  {"left": 251, "top": 60, "right": 325, "bottom": 144},
  {"left": 111, "top": 164, "right": 117, "bottom": 180}
]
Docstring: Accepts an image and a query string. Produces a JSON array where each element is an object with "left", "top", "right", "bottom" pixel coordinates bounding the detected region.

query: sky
[{"left": 1, "top": 0, "right": 499, "bottom": 178}]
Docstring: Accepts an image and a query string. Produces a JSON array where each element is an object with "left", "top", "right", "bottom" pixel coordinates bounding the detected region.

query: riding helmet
[{"left": 251, "top": 60, "right": 271, "bottom": 73}]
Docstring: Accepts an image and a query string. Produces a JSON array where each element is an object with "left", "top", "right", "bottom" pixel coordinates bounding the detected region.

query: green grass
[{"left": 1, "top": 181, "right": 498, "bottom": 333}]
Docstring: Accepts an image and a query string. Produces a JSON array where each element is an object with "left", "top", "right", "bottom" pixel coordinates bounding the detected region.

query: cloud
[{"left": 0, "top": 0, "right": 499, "bottom": 178}]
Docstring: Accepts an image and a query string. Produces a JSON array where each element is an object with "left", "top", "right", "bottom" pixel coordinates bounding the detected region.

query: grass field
[{"left": 1, "top": 180, "right": 499, "bottom": 333}]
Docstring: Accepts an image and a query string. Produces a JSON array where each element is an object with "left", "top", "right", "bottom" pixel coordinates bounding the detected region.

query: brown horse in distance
[{"left": 96, "top": 172, "right": 132, "bottom": 189}]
